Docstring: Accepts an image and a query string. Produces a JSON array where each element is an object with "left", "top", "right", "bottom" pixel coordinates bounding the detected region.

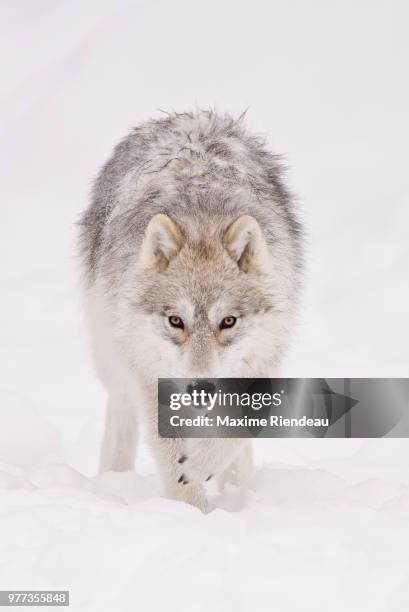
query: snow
[
  {"left": 0, "top": 1, "right": 408, "bottom": 610},
  {"left": 1, "top": 461, "right": 409, "bottom": 611}
]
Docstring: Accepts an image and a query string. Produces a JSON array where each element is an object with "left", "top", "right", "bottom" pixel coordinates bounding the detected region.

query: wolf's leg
[
  {"left": 139, "top": 382, "right": 209, "bottom": 512},
  {"left": 217, "top": 443, "right": 254, "bottom": 490},
  {"left": 149, "top": 437, "right": 209, "bottom": 513},
  {"left": 99, "top": 391, "right": 138, "bottom": 472}
]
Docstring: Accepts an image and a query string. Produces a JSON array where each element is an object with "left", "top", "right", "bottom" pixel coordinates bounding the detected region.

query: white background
[{"left": 0, "top": 2, "right": 408, "bottom": 610}]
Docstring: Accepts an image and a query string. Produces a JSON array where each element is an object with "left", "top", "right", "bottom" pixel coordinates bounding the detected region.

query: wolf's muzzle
[{"left": 186, "top": 379, "right": 216, "bottom": 396}]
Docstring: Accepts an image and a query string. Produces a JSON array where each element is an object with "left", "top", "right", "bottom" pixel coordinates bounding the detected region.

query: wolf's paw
[
  {"left": 177, "top": 473, "right": 189, "bottom": 485},
  {"left": 169, "top": 478, "right": 211, "bottom": 513},
  {"left": 176, "top": 455, "right": 213, "bottom": 484}
]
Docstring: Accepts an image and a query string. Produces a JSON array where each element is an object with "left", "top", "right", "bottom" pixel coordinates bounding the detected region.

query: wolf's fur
[{"left": 78, "top": 110, "right": 302, "bottom": 512}]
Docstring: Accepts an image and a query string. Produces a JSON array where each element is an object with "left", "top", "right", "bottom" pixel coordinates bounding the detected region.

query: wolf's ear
[
  {"left": 224, "top": 215, "right": 270, "bottom": 274},
  {"left": 139, "top": 214, "right": 184, "bottom": 272}
]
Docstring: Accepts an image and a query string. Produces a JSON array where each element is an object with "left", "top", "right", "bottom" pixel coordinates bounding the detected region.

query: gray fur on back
[{"left": 78, "top": 109, "right": 302, "bottom": 286}]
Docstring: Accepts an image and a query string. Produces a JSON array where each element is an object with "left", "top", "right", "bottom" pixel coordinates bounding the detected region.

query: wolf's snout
[{"left": 186, "top": 380, "right": 216, "bottom": 396}]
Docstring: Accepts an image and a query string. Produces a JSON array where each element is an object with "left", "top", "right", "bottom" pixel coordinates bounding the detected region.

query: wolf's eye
[
  {"left": 220, "top": 316, "right": 237, "bottom": 330},
  {"left": 168, "top": 315, "right": 184, "bottom": 329}
]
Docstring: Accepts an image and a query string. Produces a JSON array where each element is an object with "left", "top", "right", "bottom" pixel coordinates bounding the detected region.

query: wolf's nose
[{"left": 186, "top": 380, "right": 216, "bottom": 395}]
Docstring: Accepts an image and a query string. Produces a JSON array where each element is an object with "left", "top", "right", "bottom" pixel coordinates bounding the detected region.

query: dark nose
[{"left": 186, "top": 379, "right": 216, "bottom": 395}]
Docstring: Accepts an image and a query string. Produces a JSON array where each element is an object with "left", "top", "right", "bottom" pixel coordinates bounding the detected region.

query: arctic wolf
[{"left": 79, "top": 110, "right": 302, "bottom": 512}]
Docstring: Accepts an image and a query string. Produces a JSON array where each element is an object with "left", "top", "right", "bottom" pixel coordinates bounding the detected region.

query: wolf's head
[{"left": 129, "top": 213, "right": 293, "bottom": 379}]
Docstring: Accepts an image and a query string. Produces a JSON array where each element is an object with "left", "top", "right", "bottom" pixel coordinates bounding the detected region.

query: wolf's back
[{"left": 78, "top": 110, "right": 302, "bottom": 285}]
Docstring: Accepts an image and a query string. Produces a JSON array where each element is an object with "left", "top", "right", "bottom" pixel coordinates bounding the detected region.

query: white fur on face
[{"left": 130, "top": 305, "right": 286, "bottom": 379}]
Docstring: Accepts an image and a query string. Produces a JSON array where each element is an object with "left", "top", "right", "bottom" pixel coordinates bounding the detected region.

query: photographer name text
[{"left": 168, "top": 415, "right": 329, "bottom": 428}]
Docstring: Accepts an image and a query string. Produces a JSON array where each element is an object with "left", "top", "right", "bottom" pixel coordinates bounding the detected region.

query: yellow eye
[
  {"left": 168, "top": 315, "right": 184, "bottom": 329},
  {"left": 220, "top": 316, "right": 237, "bottom": 330}
]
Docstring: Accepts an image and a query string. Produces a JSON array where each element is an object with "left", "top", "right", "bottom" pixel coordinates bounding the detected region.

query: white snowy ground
[{"left": 1, "top": 1, "right": 409, "bottom": 610}]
